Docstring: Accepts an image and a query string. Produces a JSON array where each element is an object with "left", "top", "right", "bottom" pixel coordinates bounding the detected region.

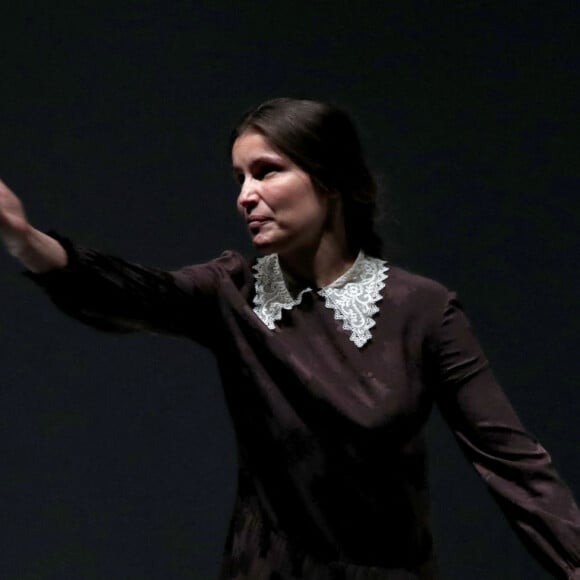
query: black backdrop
[{"left": 1, "top": 3, "right": 579, "bottom": 579}]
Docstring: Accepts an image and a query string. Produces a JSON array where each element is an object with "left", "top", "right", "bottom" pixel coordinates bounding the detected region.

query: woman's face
[{"left": 232, "top": 130, "right": 332, "bottom": 257}]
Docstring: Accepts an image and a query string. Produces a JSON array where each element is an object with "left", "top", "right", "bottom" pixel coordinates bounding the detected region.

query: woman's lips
[{"left": 247, "top": 215, "right": 272, "bottom": 229}]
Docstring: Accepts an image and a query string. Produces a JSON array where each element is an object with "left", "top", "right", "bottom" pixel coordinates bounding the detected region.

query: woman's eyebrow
[{"left": 232, "top": 154, "right": 283, "bottom": 173}]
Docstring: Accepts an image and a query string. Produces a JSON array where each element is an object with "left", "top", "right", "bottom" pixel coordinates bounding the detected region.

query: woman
[{"left": 1, "top": 98, "right": 579, "bottom": 579}]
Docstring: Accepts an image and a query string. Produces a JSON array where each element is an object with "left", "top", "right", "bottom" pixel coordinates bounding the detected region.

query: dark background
[{"left": 1, "top": 2, "right": 579, "bottom": 578}]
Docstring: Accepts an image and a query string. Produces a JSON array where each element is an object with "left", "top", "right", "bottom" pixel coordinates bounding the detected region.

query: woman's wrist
[{"left": 13, "top": 228, "right": 68, "bottom": 273}]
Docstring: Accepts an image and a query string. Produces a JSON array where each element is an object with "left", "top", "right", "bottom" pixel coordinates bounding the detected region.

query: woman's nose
[{"left": 237, "top": 179, "right": 260, "bottom": 211}]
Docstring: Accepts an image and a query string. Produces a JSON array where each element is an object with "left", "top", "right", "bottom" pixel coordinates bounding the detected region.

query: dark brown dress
[{"left": 28, "top": 235, "right": 580, "bottom": 579}]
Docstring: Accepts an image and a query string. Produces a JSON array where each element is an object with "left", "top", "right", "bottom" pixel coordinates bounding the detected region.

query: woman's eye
[{"left": 256, "top": 165, "right": 280, "bottom": 179}]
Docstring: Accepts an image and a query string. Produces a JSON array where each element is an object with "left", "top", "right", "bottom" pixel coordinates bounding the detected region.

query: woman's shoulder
[
  {"left": 171, "top": 249, "right": 255, "bottom": 294},
  {"left": 386, "top": 264, "right": 449, "bottom": 293},
  {"left": 174, "top": 249, "right": 248, "bottom": 272},
  {"left": 383, "top": 263, "right": 452, "bottom": 313}
]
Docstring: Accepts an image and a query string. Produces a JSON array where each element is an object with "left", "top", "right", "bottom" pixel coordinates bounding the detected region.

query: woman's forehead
[{"left": 231, "top": 131, "right": 284, "bottom": 167}]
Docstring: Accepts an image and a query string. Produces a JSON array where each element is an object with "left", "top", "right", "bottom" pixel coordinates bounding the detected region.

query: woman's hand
[
  {"left": 0, "top": 179, "right": 33, "bottom": 256},
  {"left": 0, "top": 180, "right": 67, "bottom": 272}
]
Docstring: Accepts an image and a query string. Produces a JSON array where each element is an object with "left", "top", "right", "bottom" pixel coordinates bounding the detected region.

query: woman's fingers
[
  {"left": 0, "top": 180, "right": 26, "bottom": 222},
  {"left": 0, "top": 180, "right": 67, "bottom": 271},
  {"left": 0, "top": 180, "right": 32, "bottom": 255}
]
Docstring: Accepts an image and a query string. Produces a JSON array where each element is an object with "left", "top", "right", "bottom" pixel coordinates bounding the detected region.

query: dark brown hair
[{"left": 230, "top": 98, "right": 383, "bottom": 257}]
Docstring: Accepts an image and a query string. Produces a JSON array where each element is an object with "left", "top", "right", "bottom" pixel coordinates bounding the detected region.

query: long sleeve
[
  {"left": 427, "top": 295, "right": 580, "bottom": 579},
  {"left": 24, "top": 233, "right": 247, "bottom": 347}
]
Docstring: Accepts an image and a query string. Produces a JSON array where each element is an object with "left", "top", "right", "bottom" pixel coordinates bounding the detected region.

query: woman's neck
[{"left": 278, "top": 236, "right": 356, "bottom": 289}]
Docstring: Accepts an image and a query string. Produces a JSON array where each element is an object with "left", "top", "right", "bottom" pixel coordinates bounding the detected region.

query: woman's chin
[{"left": 251, "top": 234, "right": 277, "bottom": 253}]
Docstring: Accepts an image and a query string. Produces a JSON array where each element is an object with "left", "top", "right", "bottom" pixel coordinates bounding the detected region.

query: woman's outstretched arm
[
  {"left": 0, "top": 179, "right": 67, "bottom": 272},
  {"left": 0, "top": 178, "right": 250, "bottom": 343},
  {"left": 429, "top": 294, "right": 580, "bottom": 578}
]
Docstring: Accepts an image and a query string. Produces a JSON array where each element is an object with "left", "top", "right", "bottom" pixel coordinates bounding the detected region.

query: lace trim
[
  {"left": 318, "top": 252, "right": 389, "bottom": 347},
  {"left": 252, "top": 252, "right": 389, "bottom": 348},
  {"left": 252, "top": 254, "right": 312, "bottom": 330}
]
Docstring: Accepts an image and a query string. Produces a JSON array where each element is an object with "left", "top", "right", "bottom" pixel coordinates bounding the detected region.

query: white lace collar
[{"left": 252, "top": 251, "right": 389, "bottom": 348}]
